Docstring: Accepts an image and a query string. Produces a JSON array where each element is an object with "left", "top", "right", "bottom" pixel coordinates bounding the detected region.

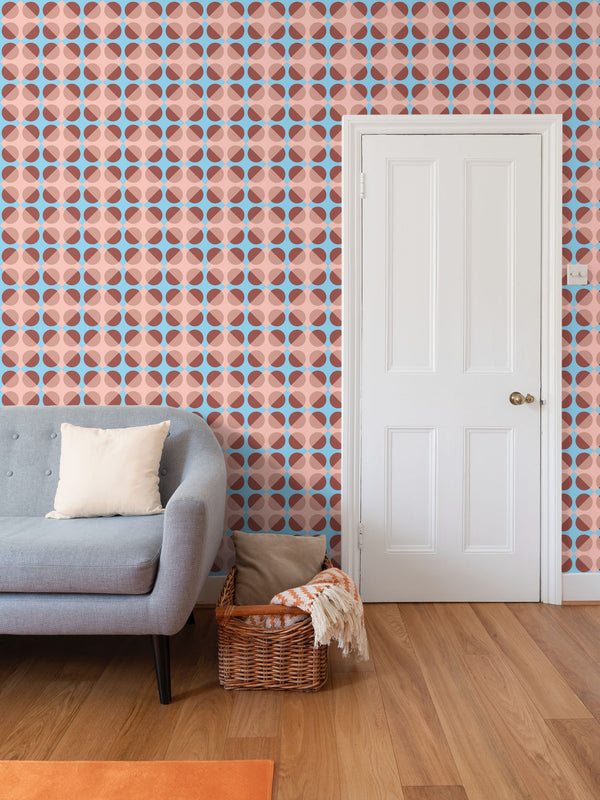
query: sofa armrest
[{"left": 148, "top": 430, "right": 226, "bottom": 634}]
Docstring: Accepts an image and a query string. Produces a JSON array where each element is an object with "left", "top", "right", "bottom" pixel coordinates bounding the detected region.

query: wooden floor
[{"left": 1, "top": 603, "right": 600, "bottom": 799}]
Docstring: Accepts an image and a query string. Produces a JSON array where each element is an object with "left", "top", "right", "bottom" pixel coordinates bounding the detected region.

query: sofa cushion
[
  {"left": 47, "top": 421, "right": 170, "bottom": 519},
  {"left": 0, "top": 405, "right": 215, "bottom": 518},
  {"left": 0, "top": 516, "right": 163, "bottom": 594}
]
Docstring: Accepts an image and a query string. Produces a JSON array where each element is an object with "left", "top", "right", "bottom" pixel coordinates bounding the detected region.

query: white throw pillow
[{"left": 46, "top": 421, "right": 170, "bottom": 519}]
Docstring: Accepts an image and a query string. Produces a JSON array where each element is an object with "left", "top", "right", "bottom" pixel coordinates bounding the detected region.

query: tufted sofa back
[{"left": 0, "top": 406, "right": 215, "bottom": 517}]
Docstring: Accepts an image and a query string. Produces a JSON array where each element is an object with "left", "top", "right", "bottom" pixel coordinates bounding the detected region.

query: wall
[{"left": 0, "top": 1, "right": 597, "bottom": 574}]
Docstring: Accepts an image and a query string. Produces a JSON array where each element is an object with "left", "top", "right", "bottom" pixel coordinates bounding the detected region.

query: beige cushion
[
  {"left": 233, "top": 530, "right": 327, "bottom": 605},
  {"left": 46, "top": 421, "right": 170, "bottom": 520}
]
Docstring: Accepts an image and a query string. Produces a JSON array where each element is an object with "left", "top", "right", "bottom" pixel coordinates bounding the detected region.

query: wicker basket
[{"left": 215, "top": 559, "right": 331, "bottom": 691}]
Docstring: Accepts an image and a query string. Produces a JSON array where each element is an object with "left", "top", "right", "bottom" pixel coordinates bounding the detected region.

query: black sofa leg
[
  {"left": 151, "top": 635, "right": 172, "bottom": 705},
  {"left": 186, "top": 610, "right": 195, "bottom": 625}
]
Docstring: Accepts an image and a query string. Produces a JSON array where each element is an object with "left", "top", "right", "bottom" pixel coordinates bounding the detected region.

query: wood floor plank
[
  {"left": 435, "top": 604, "right": 597, "bottom": 799},
  {"left": 222, "top": 736, "right": 280, "bottom": 761},
  {"left": 463, "top": 653, "right": 597, "bottom": 800},
  {"left": 55, "top": 636, "right": 116, "bottom": 683},
  {"left": 547, "top": 719, "right": 600, "bottom": 796},
  {"left": 48, "top": 637, "right": 157, "bottom": 760},
  {"left": 163, "top": 684, "right": 233, "bottom": 760},
  {"left": 104, "top": 677, "right": 177, "bottom": 761},
  {"left": 107, "top": 612, "right": 214, "bottom": 761},
  {"left": 0, "top": 680, "right": 95, "bottom": 760},
  {"left": 510, "top": 603, "right": 600, "bottom": 719},
  {"left": 107, "top": 614, "right": 227, "bottom": 760},
  {"left": 222, "top": 737, "right": 281, "bottom": 800},
  {"left": 164, "top": 617, "right": 234, "bottom": 761},
  {"left": 0, "top": 636, "right": 49, "bottom": 687},
  {"left": 4, "top": 603, "right": 600, "bottom": 800},
  {"left": 328, "top": 642, "right": 375, "bottom": 674},
  {"left": 472, "top": 603, "right": 591, "bottom": 720},
  {"left": 332, "top": 668, "right": 403, "bottom": 799},
  {"left": 433, "top": 603, "right": 492, "bottom": 656},
  {"left": 0, "top": 658, "right": 41, "bottom": 729},
  {"left": 368, "top": 604, "right": 460, "bottom": 786},
  {"left": 551, "top": 605, "right": 600, "bottom": 665},
  {"left": 225, "top": 690, "right": 282, "bottom": 739},
  {"left": 278, "top": 685, "right": 341, "bottom": 800},
  {"left": 401, "top": 604, "right": 530, "bottom": 800},
  {"left": 0, "top": 641, "right": 73, "bottom": 758},
  {"left": 403, "top": 788, "right": 469, "bottom": 800}
]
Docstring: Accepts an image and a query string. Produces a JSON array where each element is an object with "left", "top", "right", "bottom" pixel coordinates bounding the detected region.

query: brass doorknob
[{"left": 509, "top": 391, "right": 535, "bottom": 406}]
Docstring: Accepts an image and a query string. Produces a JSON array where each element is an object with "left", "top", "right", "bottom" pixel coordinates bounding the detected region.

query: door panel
[
  {"left": 463, "top": 427, "right": 514, "bottom": 553},
  {"left": 360, "top": 134, "right": 541, "bottom": 602},
  {"left": 385, "top": 427, "right": 437, "bottom": 553},
  {"left": 387, "top": 159, "right": 437, "bottom": 372},
  {"left": 464, "top": 160, "right": 515, "bottom": 372}
]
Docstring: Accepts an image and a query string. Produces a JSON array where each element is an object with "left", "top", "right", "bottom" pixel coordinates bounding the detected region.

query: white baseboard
[
  {"left": 196, "top": 575, "right": 226, "bottom": 606},
  {"left": 201, "top": 574, "right": 599, "bottom": 604},
  {"left": 562, "top": 573, "right": 600, "bottom": 602}
]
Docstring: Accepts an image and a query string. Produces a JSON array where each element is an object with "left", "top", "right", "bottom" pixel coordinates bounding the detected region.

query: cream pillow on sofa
[{"left": 46, "top": 421, "right": 170, "bottom": 519}]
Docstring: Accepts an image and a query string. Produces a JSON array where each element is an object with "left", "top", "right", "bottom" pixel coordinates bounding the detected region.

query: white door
[{"left": 360, "top": 134, "right": 541, "bottom": 602}]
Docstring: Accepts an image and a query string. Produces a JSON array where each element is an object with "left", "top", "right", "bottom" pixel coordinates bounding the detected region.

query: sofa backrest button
[
  {"left": 160, "top": 468, "right": 167, "bottom": 476},
  {"left": 50, "top": 432, "right": 57, "bottom": 439},
  {"left": 6, "top": 471, "right": 13, "bottom": 477},
  {"left": 12, "top": 433, "right": 19, "bottom": 440},
  {"left": 45, "top": 469, "right": 52, "bottom": 476}
]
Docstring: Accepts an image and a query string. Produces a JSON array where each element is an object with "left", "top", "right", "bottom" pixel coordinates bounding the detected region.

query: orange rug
[{"left": 0, "top": 760, "right": 274, "bottom": 800}]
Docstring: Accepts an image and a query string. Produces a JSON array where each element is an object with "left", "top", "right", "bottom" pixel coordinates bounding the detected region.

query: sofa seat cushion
[{"left": 0, "top": 516, "right": 163, "bottom": 594}]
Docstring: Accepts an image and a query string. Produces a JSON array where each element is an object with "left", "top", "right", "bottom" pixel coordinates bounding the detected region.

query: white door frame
[{"left": 341, "top": 114, "right": 563, "bottom": 604}]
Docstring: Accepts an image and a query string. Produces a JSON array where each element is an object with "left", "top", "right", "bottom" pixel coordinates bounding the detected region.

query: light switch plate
[{"left": 567, "top": 264, "right": 588, "bottom": 286}]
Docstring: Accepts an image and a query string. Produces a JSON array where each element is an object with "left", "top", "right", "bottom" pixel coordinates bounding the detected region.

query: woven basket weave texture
[{"left": 216, "top": 559, "right": 331, "bottom": 691}]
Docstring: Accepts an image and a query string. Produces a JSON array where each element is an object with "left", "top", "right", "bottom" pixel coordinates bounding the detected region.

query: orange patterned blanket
[{"left": 247, "top": 567, "right": 369, "bottom": 660}]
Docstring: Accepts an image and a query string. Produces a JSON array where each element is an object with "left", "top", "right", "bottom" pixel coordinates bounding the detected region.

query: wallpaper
[{"left": 0, "top": 1, "right": 597, "bottom": 573}]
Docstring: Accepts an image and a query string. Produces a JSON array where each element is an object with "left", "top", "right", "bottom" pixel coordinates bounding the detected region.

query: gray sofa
[{"left": 0, "top": 405, "right": 227, "bottom": 703}]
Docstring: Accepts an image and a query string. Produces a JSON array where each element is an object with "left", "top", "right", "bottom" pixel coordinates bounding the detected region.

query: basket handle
[{"left": 215, "top": 604, "right": 307, "bottom": 619}]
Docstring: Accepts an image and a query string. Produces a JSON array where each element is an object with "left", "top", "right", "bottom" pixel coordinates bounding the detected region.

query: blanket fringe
[{"left": 310, "top": 584, "right": 369, "bottom": 660}]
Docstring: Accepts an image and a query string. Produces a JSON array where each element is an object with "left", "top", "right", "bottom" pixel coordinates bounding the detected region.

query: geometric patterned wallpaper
[{"left": 0, "top": 2, "right": 597, "bottom": 574}]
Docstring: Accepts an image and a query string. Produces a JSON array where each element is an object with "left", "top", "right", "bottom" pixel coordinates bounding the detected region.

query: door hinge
[
  {"left": 359, "top": 172, "right": 366, "bottom": 200},
  {"left": 358, "top": 522, "right": 365, "bottom": 550}
]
